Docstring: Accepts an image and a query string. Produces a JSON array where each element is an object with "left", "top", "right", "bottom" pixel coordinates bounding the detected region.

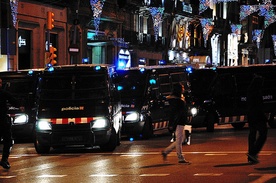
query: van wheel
[
  {"left": 141, "top": 119, "right": 153, "bottom": 139},
  {"left": 206, "top": 114, "right": 215, "bottom": 132},
  {"left": 231, "top": 123, "right": 246, "bottom": 130},
  {"left": 100, "top": 128, "right": 117, "bottom": 152},
  {"left": 34, "top": 139, "right": 50, "bottom": 154}
]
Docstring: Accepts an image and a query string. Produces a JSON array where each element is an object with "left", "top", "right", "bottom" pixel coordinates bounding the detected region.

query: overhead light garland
[
  {"left": 200, "top": 18, "right": 213, "bottom": 47},
  {"left": 149, "top": 7, "right": 164, "bottom": 42},
  {"left": 10, "top": 0, "right": 19, "bottom": 27},
  {"left": 272, "top": 35, "right": 276, "bottom": 56},
  {"left": 90, "top": 0, "right": 105, "bottom": 35}
]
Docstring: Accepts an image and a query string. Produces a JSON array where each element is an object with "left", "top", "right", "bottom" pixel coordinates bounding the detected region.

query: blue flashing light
[
  {"left": 28, "top": 70, "right": 34, "bottom": 75},
  {"left": 131, "top": 86, "right": 136, "bottom": 90},
  {"left": 212, "top": 67, "right": 217, "bottom": 71},
  {"left": 159, "top": 60, "right": 166, "bottom": 65},
  {"left": 118, "top": 60, "right": 126, "bottom": 69},
  {"left": 95, "top": 65, "right": 101, "bottom": 71},
  {"left": 117, "top": 85, "right": 123, "bottom": 91},
  {"left": 149, "top": 78, "right": 156, "bottom": 85},
  {"left": 186, "top": 67, "right": 193, "bottom": 74},
  {"left": 48, "top": 66, "right": 54, "bottom": 72},
  {"left": 129, "top": 137, "right": 134, "bottom": 141},
  {"left": 139, "top": 68, "right": 145, "bottom": 73}
]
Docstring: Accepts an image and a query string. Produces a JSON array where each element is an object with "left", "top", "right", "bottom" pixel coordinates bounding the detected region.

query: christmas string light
[{"left": 90, "top": 0, "right": 105, "bottom": 35}]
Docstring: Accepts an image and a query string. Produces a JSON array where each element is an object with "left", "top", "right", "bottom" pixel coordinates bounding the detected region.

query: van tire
[
  {"left": 206, "top": 114, "right": 215, "bottom": 132},
  {"left": 100, "top": 128, "right": 117, "bottom": 151},
  {"left": 231, "top": 122, "right": 246, "bottom": 130},
  {"left": 141, "top": 119, "right": 153, "bottom": 139},
  {"left": 34, "top": 139, "right": 50, "bottom": 154}
]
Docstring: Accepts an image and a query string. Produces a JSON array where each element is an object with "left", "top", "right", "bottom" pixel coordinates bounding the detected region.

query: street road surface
[{"left": 0, "top": 124, "right": 275, "bottom": 183}]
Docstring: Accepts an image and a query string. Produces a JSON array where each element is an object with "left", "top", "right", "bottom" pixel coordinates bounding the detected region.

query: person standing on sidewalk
[
  {"left": 246, "top": 75, "right": 268, "bottom": 164},
  {"left": 0, "top": 78, "right": 24, "bottom": 169},
  {"left": 162, "top": 83, "right": 190, "bottom": 164}
]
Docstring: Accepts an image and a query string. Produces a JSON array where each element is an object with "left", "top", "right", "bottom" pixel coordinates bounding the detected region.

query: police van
[
  {"left": 0, "top": 69, "right": 41, "bottom": 140},
  {"left": 34, "top": 64, "right": 122, "bottom": 153},
  {"left": 189, "top": 65, "right": 276, "bottom": 131},
  {"left": 116, "top": 65, "right": 193, "bottom": 139}
]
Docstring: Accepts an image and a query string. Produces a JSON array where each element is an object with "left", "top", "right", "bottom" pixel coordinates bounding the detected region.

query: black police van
[
  {"left": 189, "top": 65, "right": 276, "bottom": 131},
  {"left": 116, "top": 65, "right": 193, "bottom": 139},
  {"left": 34, "top": 64, "right": 122, "bottom": 153},
  {"left": 0, "top": 69, "right": 41, "bottom": 140}
]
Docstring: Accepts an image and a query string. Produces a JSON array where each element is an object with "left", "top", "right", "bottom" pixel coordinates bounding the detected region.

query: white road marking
[
  {"left": 90, "top": 174, "right": 118, "bottom": 177},
  {"left": 194, "top": 173, "right": 223, "bottom": 176},
  {"left": 140, "top": 174, "right": 169, "bottom": 177},
  {"left": 37, "top": 174, "right": 67, "bottom": 178},
  {"left": 0, "top": 176, "right": 16, "bottom": 179}
]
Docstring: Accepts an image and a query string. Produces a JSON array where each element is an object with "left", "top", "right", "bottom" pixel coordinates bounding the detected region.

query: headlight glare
[
  {"left": 92, "top": 118, "right": 108, "bottom": 128},
  {"left": 125, "top": 112, "right": 139, "bottom": 121},
  {"left": 37, "top": 120, "right": 52, "bottom": 130},
  {"left": 191, "top": 107, "right": 198, "bottom": 116},
  {"left": 13, "top": 114, "right": 28, "bottom": 124}
]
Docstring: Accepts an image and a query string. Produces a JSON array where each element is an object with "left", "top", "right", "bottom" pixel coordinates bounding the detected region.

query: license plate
[{"left": 61, "top": 136, "right": 83, "bottom": 142}]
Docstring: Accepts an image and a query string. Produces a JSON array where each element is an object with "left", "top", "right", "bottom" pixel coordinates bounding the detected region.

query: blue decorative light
[
  {"left": 252, "top": 29, "right": 263, "bottom": 49},
  {"left": 90, "top": 0, "right": 105, "bottom": 35},
  {"left": 10, "top": 0, "right": 18, "bottom": 27},
  {"left": 200, "top": 18, "right": 213, "bottom": 47},
  {"left": 230, "top": 24, "right": 242, "bottom": 35},
  {"left": 272, "top": 35, "right": 276, "bottom": 56},
  {"left": 149, "top": 7, "right": 164, "bottom": 42}
]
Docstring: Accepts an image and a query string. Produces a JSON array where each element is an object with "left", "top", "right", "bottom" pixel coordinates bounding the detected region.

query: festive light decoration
[
  {"left": 200, "top": 18, "right": 213, "bottom": 47},
  {"left": 149, "top": 7, "right": 164, "bottom": 42},
  {"left": 10, "top": 0, "right": 19, "bottom": 27},
  {"left": 230, "top": 24, "right": 242, "bottom": 35},
  {"left": 272, "top": 35, "right": 276, "bottom": 56},
  {"left": 199, "top": 0, "right": 238, "bottom": 14},
  {"left": 240, "top": 1, "right": 276, "bottom": 28},
  {"left": 252, "top": 29, "right": 263, "bottom": 49},
  {"left": 90, "top": 0, "right": 105, "bottom": 35},
  {"left": 199, "top": 0, "right": 210, "bottom": 14}
]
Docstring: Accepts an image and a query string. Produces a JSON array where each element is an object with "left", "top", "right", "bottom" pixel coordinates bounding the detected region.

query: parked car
[
  {"left": 0, "top": 69, "right": 41, "bottom": 140},
  {"left": 34, "top": 64, "right": 122, "bottom": 153}
]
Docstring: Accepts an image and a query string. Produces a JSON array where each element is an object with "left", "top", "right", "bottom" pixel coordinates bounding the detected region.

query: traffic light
[
  {"left": 47, "top": 11, "right": 54, "bottom": 30},
  {"left": 49, "top": 46, "right": 57, "bottom": 65}
]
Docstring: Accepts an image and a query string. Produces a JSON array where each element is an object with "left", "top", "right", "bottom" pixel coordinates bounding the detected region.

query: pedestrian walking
[
  {"left": 0, "top": 78, "right": 24, "bottom": 169},
  {"left": 246, "top": 74, "right": 268, "bottom": 164},
  {"left": 162, "top": 83, "right": 190, "bottom": 164}
]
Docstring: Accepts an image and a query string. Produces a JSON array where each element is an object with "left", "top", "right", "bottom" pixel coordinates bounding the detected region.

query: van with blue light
[
  {"left": 188, "top": 65, "right": 276, "bottom": 131},
  {"left": 0, "top": 69, "right": 42, "bottom": 140},
  {"left": 34, "top": 64, "right": 122, "bottom": 153},
  {"left": 116, "top": 65, "right": 194, "bottom": 139}
]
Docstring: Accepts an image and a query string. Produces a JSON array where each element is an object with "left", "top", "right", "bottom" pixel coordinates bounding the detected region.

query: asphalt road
[{"left": 0, "top": 124, "right": 275, "bottom": 183}]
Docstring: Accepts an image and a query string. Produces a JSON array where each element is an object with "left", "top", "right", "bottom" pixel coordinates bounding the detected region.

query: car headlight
[
  {"left": 92, "top": 118, "right": 109, "bottom": 128},
  {"left": 125, "top": 112, "right": 139, "bottom": 122},
  {"left": 13, "top": 114, "right": 28, "bottom": 124},
  {"left": 37, "top": 120, "right": 52, "bottom": 130},
  {"left": 190, "top": 107, "right": 198, "bottom": 116}
]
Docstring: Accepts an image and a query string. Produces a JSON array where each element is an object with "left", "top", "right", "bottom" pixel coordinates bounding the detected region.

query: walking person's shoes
[
  {"left": 178, "top": 159, "right": 191, "bottom": 164},
  {"left": 161, "top": 151, "right": 167, "bottom": 161},
  {"left": 0, "top": 160, "right": 11, "bottom": 169},
  {"left": 246, "top": 153, "right": 259, "bottom": 164}
]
